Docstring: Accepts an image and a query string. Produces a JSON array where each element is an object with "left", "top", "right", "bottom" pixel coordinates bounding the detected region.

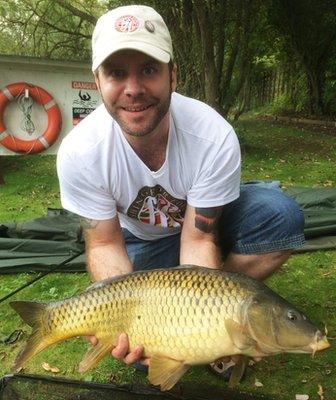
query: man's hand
[{"left": 87, "top": 333, "right": 150, "bottom": 366}]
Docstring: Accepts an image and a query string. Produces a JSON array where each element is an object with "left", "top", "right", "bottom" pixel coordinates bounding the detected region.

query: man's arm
[
  {"left": 180, "top": 204, "right": 223, "bottom": 268},
  {"left": 81, "top": 215, "right": 149, "bottom": 364},
  {"left": 81, "top": 215, "right": 133, "bottom": 281}
]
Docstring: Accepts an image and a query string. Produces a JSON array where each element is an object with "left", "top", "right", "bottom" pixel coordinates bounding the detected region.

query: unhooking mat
[
  {"left": 0, "top": 187, "right": 335, "bottom": 273},
  {"left": 0, "top": 373, "right": 277, "bottom": 400}
]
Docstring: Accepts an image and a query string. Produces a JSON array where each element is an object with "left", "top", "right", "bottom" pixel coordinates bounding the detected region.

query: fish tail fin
[{"left": 10, "top": 301, "right": 50, "bottom": 372}]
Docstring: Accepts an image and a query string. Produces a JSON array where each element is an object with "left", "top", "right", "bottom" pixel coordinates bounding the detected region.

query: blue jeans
[{"left": 123, "top": 184, "right": 305, "bottom": 271}]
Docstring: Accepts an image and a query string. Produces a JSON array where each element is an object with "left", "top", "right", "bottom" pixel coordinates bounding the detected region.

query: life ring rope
[{"left": 0, "top": 82, "right": 62, "bottom": 154}]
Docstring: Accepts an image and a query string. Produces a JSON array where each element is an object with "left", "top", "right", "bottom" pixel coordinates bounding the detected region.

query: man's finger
[
  {"left": 123, "top": 345, "right": 144, "bottom": 365},
  {"left": 111, "top": 333, "right": 129, "bottom": 359},
  {"left": 86, "top": 335, "right": 98, "bottom": 346},
  {"left": 139, "top": 357, "right": 150, "bottom": 366}
]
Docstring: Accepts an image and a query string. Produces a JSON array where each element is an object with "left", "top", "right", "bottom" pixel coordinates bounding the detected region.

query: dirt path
[{"left": 258, "top": 115, "right": 336, "bottom": 137}]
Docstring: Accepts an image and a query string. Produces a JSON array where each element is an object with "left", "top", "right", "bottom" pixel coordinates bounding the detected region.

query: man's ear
[
  {"left": 171, "top": 63, "right": 177, "bottom": 92},
  {"left": 93, "top": 71, "right": 101, "bottom": 93}
]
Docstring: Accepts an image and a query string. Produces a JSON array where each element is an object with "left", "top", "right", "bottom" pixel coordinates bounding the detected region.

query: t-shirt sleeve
[
  {"left": 56, "top": 145, "right": 117, "bottom": 220},
  {"left": 187, "top": 129, "right": 241, "bottom": 207}
]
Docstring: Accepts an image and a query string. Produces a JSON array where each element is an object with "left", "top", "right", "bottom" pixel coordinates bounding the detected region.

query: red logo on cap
[{"left": 115, "top": 15, "right": 140, "bottom": 33}]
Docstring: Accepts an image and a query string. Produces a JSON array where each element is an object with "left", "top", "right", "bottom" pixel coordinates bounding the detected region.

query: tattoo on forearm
[
  {"left": 195, "top": 207, "right": 222, "bottom": 233},
  {"left": 80, "top": 217, "right": 99, "bottom": 230}
]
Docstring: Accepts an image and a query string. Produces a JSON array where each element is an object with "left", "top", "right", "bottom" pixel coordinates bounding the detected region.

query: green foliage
[
  {"left": 254, "top": 55, "right": 277, "bottom": 68},
  {"left": 256, "top": 94, "right": 294, "bottom": 116},
  {"left": 323, "top": 53, "right": 336, "bottom": 117},
  {"left": 0, "top": 0, "right": 102, "bottom": 59},
  {"left": 266, "top": 0, "right": 336, "bottom": 115},
  {"left": 1, "top": 0, "right": 336, "bottom": 116},
  {"left": 0, "top": 119, "right": 335, "bottom": 400}
]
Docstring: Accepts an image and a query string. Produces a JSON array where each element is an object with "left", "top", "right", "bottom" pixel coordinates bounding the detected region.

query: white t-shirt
[{"left": 57, "top": 92, "right": 241, "bottom": 240}]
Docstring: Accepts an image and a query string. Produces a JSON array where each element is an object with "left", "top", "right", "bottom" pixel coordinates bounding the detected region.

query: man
[{"left": 57, "top": 5, "right": 305, "bottom": 377}]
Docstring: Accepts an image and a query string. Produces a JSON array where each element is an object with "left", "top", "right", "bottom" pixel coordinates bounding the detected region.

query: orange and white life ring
[{"left": 0, "top": 82, "right": 62, "bottom": 154}]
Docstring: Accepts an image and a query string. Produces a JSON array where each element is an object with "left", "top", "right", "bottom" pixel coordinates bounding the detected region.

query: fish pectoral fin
[
  {"left": 224, "top": 319, "right": 255, "bottom": 351},
  {"left": 228, "top": 355, "right": 248, "bottom": 388},
  {"left": 148, "top": 354, "right": 189, "bottom": 391},
  {"left": 78, "top": 336, "right": 114, "bottom": 374}
]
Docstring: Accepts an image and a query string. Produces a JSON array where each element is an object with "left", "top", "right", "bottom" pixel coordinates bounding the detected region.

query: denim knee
[
  {"left": 123, "top": 228, "right": 180, "bottom": 270},
  {"left": 219, "top": 187, "right": 305, "bottom": 254},
  {"left": 271, "top": 191, "right": 305, "bottom": 234}
]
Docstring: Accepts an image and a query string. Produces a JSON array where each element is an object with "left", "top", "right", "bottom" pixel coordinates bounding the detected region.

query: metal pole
[{"left": 0, "top": 250, "right": 84, "bottom": 304}]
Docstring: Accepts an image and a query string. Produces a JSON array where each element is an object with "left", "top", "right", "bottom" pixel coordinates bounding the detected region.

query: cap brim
[{"left": 92, "top": 42, "right": 171, "bottom": 71}]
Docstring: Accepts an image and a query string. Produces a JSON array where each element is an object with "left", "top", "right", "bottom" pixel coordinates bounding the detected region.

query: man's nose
[{"left": 123, "top": 75, "right": 145, "bottom": 96}]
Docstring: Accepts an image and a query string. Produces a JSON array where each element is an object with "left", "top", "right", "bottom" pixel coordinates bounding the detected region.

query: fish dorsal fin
[
  {"left": 148, "top": 354, "right": 189, "bottom": 391},
  {"left": 85, "top": 280, "right": 109, "bottom": 292},
  {"left": 224, "top": 319, "right": 256, "bottom": 351},
  {"left": 78, "top": 335, "right": 115, "bottom": 373}
]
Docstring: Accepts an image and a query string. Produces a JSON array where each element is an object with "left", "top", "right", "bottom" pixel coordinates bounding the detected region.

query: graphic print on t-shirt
[{"left": 127, "top": 185, "right": 186, "bottom": 228}]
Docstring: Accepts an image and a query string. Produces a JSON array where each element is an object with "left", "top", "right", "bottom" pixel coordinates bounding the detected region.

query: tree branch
[{"left": 54, "top": 0, "right": 97, "bottom": 25}]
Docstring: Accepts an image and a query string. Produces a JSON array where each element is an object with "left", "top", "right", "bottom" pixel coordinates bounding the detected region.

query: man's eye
[
  {"left": 110, "top": 69, "right": 125, "bottom": 79},
  {"left": 143, "top": 66, "right": 156, "bottom": 76}
]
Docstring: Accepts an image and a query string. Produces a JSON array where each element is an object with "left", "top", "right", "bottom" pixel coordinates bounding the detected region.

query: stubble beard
[{"left": 105, "top": 89, "right": 172, "bottom": 138}]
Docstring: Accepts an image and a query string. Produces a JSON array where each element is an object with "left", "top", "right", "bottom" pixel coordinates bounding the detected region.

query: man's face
[{"left": 94, "top": 50, "right": 177, "bottom": 137}]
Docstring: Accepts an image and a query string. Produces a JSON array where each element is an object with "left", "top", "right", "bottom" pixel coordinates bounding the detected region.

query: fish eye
[{"left": 287, "top": 310, "right": 299, "bottom": 321}]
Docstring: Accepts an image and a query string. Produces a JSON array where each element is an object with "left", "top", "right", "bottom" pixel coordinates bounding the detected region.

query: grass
[
  {"left": 0, "top": 117, "right": 335, "bottom": 399},
  {"left": 0, "top": 156, "right": 60, "bottom": 221}
]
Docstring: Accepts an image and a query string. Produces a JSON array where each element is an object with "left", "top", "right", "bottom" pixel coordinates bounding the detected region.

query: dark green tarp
[
  {"left": 0, "top": 373, "right": 277, "bottom": 400},
  {"left": 0, "top": 209, "right": 85, "bottom": 273},
  {"left": 286, "top": 187, "right": 336, "bottom": 251},
  {"left": 0, "top": 187, "right": 335, "bottom": 273}
]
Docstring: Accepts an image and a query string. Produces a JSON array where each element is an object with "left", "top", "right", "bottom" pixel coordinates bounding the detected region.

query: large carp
[{"left": 10, "top": 266, "right": 330, "bottom": 390}]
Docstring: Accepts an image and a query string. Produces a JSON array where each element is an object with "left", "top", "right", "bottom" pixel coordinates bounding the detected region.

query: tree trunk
[
  {"left": 0, "top": 168, "right": 4, "bottom": 185},
  {"left": 193, "top": 0, "right": 220, "bottom": 109},
  {"left": 221, "top": 0, "right": 253, "bottom": 116},
  {"left": 233, "top": 66, "right": 251, "bottom": 121},
  {"left": 306, "top": 67, "right": 325, "bottom": 115}
]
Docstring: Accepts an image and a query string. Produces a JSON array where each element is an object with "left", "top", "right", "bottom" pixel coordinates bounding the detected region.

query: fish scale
[
  {"left": 44, "top": 268, "right": 247, "bottom": 362},
  {"left": 10, "top": 265, "right": 330, "bottom": 391}
]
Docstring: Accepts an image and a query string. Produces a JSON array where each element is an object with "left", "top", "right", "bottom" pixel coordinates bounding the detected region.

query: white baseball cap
[{"left": 92, "top": 5, "right": 173, "bottom": 71}]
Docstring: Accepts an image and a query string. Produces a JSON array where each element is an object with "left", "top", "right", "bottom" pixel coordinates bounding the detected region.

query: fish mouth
[{"left": 310, "top": 331, "right": 330, "bottom": 356}]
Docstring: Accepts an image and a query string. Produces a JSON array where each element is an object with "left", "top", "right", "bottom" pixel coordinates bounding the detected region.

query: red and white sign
[
  {"left": 72, "top": 81, "right": 97, "bottom": 90},
  {"left": 72, "top": 81, "right": 100, "bottom": 126}
]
